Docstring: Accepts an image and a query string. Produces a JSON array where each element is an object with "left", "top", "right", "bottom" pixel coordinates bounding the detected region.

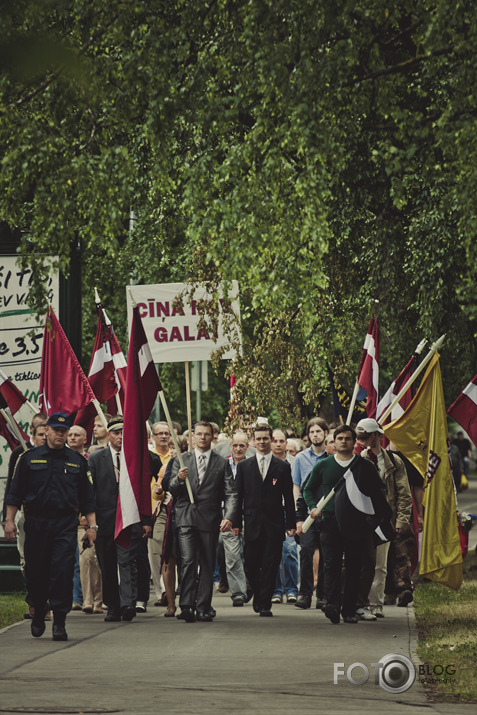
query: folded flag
[{"left": 334, "top": 456, "right": 393, "bottom": 546}]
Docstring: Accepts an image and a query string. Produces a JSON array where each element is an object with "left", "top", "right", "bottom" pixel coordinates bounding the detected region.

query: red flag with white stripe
[
  {"left": 0, "top": 368, "right": 28, "bottom": 415},
  {"left": 39, "top": 306, "right": 97, "bottom": 415},
  {"left": 447, "top": 374, "right": 477, "bottom": 448},
  {"left": 376, "top": 354, "right": 417, "bottom": 423},
  {"left": 115, "top": 306, "right": 162, "bottom": 544},
  {"left": 357, "top": 318, "right": 380, "bottom": 419},
  {"left": 106, "top": 321, "right": 127, "bottom": 414},
  {"left": 76, "top": 304, "right": 127, "bottom": 437}
]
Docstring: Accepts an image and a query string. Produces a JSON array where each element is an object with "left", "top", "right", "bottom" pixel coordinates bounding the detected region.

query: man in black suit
[
  {"left": 169, "top": 420, "right": 238, "bottom": 622},
  {"left": 235, "top": 423, "right": 296, "bottom": 617},
  {"left": 88, "top": 417, "right": 152, "bottom": 623}
]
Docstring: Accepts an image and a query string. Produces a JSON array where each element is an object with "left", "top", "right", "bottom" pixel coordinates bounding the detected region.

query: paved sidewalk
[{"left": 1, "top": 592, "right": 474, "bottom": 715}]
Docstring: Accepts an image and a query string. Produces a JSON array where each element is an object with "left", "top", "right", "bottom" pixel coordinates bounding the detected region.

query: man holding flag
[{"left": 303, "top": 424, "right": 392, "bottom": 625}]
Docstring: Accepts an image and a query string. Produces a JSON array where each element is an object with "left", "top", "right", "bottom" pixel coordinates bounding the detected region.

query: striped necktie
[
  {"left": 198, "top": 454, "right": 207, "bottom": 485},
  {"left": 115, "top": 453, "right": 120, "bottom": 483}
]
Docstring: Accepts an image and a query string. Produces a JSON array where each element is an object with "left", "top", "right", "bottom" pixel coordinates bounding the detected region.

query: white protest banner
[
  {"left": 126, "top": 282, "right": 241, "bottom": 364},
  {"left": 0, "top": 256, "right": 59, "bottom": 503}
]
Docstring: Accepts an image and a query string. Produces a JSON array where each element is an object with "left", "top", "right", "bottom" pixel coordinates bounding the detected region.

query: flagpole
[
  {"left": 185, "top": 361, "right": 193, "bottom": 450},
  {"left": 378, "top": 334, "right": 445, "bottom": 425},
  {"left": 0, "top": 407, "right": 28, "bottom": 451},
  {"left": 301, "top": 481, "right": 344, "bottom": 534},
  {"left": 346, "top": 382, "right": 360, "bottom": 425},
  {"left": 158, "top": 391, "right": 194, "bottom": 504}
]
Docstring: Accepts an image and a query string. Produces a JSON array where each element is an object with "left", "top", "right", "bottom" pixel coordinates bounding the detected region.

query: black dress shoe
[
  {"left": 324, "top": 604, "right": 340, "bottom": 624},
  {"left": 294, "top": 595, "right": 311, "bottom": 609},
  {"left": 259, "top": 609, "right": 273, "bottom": 617},
  {"left": 104, "top": 611, "right": 121, "bottom": 622},
  {"left": 178, "top": 607, "right": 195, "bottom": 623},
  {"left": 232, "top": 598, "right": 244, "bottom": 607},
  {"left": 31, "top": 617, "right": 46, "bottom": 638},
  {"left": 196, "top": 611, "right": 213, "bottom": 622},
  {"left": 207, "top": 607, "right": 216, "bottom": 619},
  {"left": 121, "top": 606, "right": 136, "bottom": 622},
  {"left": 343, "top": 615, "right": 358, "bottom": 624},
  {"left": 52, "top": 623, "right": 68, "bottom": 641}
]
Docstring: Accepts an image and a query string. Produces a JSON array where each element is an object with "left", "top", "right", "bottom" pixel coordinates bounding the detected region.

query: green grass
[
  {"left": 414, "top": 551, "right": 477, "bottom": 703},
  {"left": 0, "top": 592, "right": 27, "bottom": 630}
]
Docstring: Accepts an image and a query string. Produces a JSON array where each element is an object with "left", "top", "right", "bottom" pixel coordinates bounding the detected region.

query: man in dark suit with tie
[
  {"left": 235, "top": 423, "right": 296, "bottom": 617},
  {"left": 88, "top": 417, "right": 152, "bottom": 623},
  {"left": 169, "top": 420, "right": 238, "bottom": 622}
]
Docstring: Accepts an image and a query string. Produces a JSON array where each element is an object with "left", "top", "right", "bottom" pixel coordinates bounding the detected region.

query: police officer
[{"left": 3, "top": 412, "right": 97, "bottom": 642}]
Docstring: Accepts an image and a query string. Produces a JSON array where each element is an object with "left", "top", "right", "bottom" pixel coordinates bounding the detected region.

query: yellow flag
[{"left": 383, "top": 353, "right": 462, "bottom": 590}]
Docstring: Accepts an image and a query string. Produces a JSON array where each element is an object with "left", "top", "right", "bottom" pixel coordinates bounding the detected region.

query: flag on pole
[
  {"left": 447, "top": 373, "right": 477, "bottom": 448},
  {"left": 106, "top": 318, "right": 127, "bottom": 414},
  {"left": 76, "top": 303, "right": 127, "bottom": 437},
  {"left": 39, "top": 306, "right": 97, "bottom": 416},
  {"left": 357, "top": 318, "right": 380, "bottom": 419},
  {"left": 0, "top": 398, "right": 29, "bottom": 450},
  {"left": 115, "top": 306, "right": 162, "bottom": 544},
  {"left": 0, "top": 368, "right": 28, "bottom": 415},
  {"left": 383, "top": 353, "right": 463, "bottom": 590},
  {"left": 376, "top": 354, "right": 417, "bottom": 424}
]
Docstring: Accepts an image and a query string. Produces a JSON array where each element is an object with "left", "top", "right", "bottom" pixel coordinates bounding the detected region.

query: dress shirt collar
[{"left": 256, "top": 450, "right": 272, "bottom": 479}]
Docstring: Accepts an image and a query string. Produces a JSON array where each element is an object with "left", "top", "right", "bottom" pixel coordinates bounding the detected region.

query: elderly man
[
  {"left": 4, "top": 412, "right": 97, "bottom": 641},
  {"left": 89, "top": 417, "right": 152, "bottom": 623}
]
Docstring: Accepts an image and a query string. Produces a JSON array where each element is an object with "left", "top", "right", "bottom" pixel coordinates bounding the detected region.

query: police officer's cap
[
  {"left": 107, "top": 416, "right": 124, "bottom": 432},
  {"left": 47, "top": 412, "right": 74, "bottom": 430}
]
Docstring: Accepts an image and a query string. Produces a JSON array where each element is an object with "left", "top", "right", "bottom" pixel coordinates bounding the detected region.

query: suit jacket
[
  {"left": 169, "top": 450, "right": 238, "bottom": 532},
  {"left": 88, "top": 448, "right": 118, "bottom": 536},
  {"left": 235, "top": 454, "right": 295, "bottom": 542}
]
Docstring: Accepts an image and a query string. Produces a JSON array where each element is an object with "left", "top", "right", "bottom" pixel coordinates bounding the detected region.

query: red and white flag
[
  {"left": 115, "top": 306, "right": 162, "bottom": 544},
  {"left": 357, "top": 318, "right": 380, "bottom": 419},
  {"left": 39, "top": 306, "right": 97, "bottom": 415},
  {"left": 447, "top": 374, "right": 477, "bottom": 447},
  {"left": 0, "top": 368, "right": 28, "bottom": 415},
  {"left": 376, "top": 354, "right": 417, "bottom": 424},
  {"left": 106, "top": 319, "right": 127, "bottom": 415},
  {"left": 76, "top": 304, "right": 127, "bottom": 437}
]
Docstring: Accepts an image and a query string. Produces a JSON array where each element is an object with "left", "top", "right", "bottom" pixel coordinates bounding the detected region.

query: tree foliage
[{"left": 1, "top": 0, "right": 476, "bottom": 430}]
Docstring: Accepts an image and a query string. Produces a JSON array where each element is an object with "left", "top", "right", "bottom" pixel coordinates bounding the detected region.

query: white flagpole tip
[
  {"left": 432, "top": 334, "right": 446, "bottom": 351},
  {"left": 128, "top": 286, "right": 137, "bottom": 309},
  {"left": 415, "top": 338, "right": 428, "bottom": 355},
  {"left": 94, "top": 287, "right": 101, "bottom": 304}
]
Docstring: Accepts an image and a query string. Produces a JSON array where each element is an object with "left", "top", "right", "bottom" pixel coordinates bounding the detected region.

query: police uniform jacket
[{"left": 5, "top": 443, "right": 95, "bottom": 518}]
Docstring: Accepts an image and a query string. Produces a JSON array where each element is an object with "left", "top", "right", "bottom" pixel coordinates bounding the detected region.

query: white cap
[{"left": 356, "top": 418, "right": 384, "bottom": 434}]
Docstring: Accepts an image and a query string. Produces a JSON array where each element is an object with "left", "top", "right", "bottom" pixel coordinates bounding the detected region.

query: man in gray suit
[{"left": 169, "top": 420, "right": 238, "bottom": 622}]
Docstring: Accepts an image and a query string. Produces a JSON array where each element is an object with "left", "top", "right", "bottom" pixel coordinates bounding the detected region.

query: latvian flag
[
  {"left": 0, "top": 368, "right": 28, "bottom": 415},
  {"left": 447, "top": 374, "right": 477, "bottom": 448},
  {"left": 115, "top": 306, "right": 162, "bottom": 545},
  {"left": 334, "top": 457, "right": 394, "bottom": 546},
  {"left": 357, "top": 318, "right": 380, "bottom": 419}
]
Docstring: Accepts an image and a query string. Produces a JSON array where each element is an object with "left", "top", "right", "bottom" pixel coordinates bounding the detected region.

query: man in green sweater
[{"left": 303, "top": 424, "right": 390, "bottom": 625}]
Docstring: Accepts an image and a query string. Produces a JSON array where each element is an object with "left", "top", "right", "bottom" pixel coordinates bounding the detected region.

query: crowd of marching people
[{"left": 2, "top": 408, "right": 426, "bottom": 639}]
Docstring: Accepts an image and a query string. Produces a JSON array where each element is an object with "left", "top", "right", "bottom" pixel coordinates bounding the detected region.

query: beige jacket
[{"left": 361, "top": 447, "right": 412, "bottom": 529}]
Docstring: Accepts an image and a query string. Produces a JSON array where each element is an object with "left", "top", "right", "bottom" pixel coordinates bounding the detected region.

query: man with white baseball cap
[{"left": 354, "top": 417, "right": 412, "bottom": 620}]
